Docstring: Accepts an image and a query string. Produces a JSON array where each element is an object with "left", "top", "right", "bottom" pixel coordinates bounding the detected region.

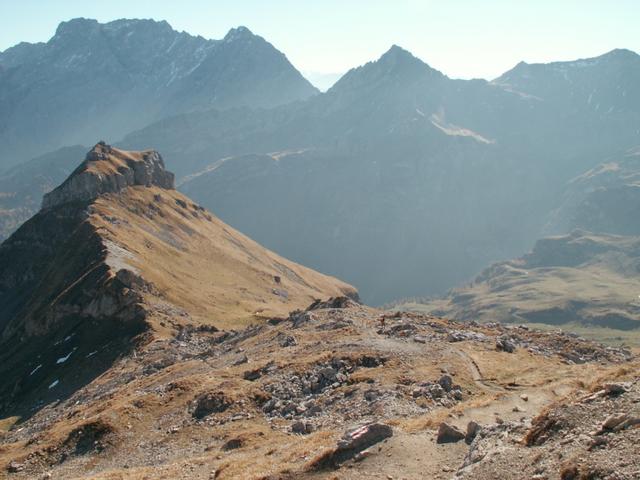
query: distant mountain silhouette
[
  {"left": 0, "top": 19, "right": 317, "bottom": 166},
  {"left": 123, "top": 47, "right": 640, "bottom": 303}
]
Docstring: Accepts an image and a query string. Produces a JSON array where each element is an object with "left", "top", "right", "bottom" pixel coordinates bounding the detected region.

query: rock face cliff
[{"left": 41, "top": 142, "right": 174, "bottom": 209}]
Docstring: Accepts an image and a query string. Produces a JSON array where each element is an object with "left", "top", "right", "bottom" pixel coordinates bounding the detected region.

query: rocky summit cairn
[{"left": 41, "top": 141, "right": 175, "bottom": 210}]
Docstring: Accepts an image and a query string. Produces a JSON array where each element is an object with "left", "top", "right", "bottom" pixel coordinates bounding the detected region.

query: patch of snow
[
  {"left": 430, "top": 114, "right": 495, "bottom": 145},
  {"left": 29, "top": 364, "right": 42, "bottom": 376},
  {"left": 48, "top": 380, "right": 59, "bottom": 389},
  {"left": 269, "top": 149, "right": 310, "bottom": 161},
  {"left": 86, "top": 351, "right": 98, "bottom": 358},
  {"left": 415, "top": 108, "right": 425, "bottom": 117},
  {"left": 56, "top": 348, "right": 76, "bottom": 364}
]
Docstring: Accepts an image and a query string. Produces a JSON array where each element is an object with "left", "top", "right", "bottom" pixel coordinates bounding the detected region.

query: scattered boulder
[
  {"left": 496, "top": 336, "right": 516, "bottom": 353},
  {"left": 387, "top": 322, "right": 418, "bottom": 336},
  {"left": 291, "top": 421, "right": 314, "bottom": 435},
  {"left": 221, "top": 438, "right": 244, "bottom": 451},
  {"left": 337, "top": 423, "right": 393, "bottom": 451},
  {"left": 437, "top": 423, "right": 466, "bottom": 443},
  {"left": 276, "top": 333, "right": 297, "bottom": 347},
  {"left": 243, "top": 368, "right": 263, "bottom": 381},
  {"left": 438, "top": 374, "right": 453, "bottom": 392},
  {"left": 290, "top": 310, "right": 313, "bottom": 328},
  {"left": 7, "top": 461, "right": 24, "bottom": 473},
  {"left": 267, "top": 317, "right": 286, "bottom": 326},
  {"left": 604, "top": 383, "right": 629, "bottom": 396},
  {"left": 192, "top": 392, "right": 231, "bottom": 419},
  {"left": 232, "top": 354, "right": 249, "bottom": 366},
  {"left": 307, "top": 297, "right": 357, "bottom": 310},
  {"left": 596, "top": 413, "right": 640, "bottom": 434}
]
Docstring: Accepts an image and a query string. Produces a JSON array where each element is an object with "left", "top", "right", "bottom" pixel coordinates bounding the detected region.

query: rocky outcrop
[
  {"left": 309, "top": 423, "right": 393, "bottom": 470},
  {"left": 42, "top": 142, "right": 174, "bottom": 210}
]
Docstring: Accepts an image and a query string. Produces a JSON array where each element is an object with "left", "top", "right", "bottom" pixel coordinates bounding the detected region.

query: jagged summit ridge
[{"left": 41, "top": 142, "right": 174, "bottom": 210}]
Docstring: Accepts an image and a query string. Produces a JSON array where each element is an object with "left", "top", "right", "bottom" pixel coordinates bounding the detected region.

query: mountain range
[
  {"left": 0, "top": 18, "right": 317, "bottom": 167},
  {"left": 1, "top": 19, "right": 640, "bottom": 327},
  {"left": 122, "top": 46, "right": 640, "bottom": 305}
]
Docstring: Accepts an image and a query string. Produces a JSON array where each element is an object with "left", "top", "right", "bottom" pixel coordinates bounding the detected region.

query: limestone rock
[{"left": 42, "top": 143, "right": 174, "bottom": 210}]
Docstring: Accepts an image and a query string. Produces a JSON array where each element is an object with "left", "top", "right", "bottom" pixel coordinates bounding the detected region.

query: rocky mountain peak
[
  {"left": 41, "top": 142, "right": 174, "bottom": 210},
  {"left": 600, "top": 48, "right": 639, "bottom": 61},
  {"left": 223, "top": 25, "right": 255, "bottom": 42},
  {"left": 376, "top": 44, "right": 438, "bottom": 73},
  {"left": 53, "top": 17, "right": 100, "bottom": 40},
  {"left": 330, "top": 44, "right": 442, "bottom": 94}
]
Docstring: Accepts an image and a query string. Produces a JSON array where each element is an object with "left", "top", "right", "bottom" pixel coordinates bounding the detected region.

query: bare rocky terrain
[{"left": 0, "top": 299, "right": 636, "bottom": 479}]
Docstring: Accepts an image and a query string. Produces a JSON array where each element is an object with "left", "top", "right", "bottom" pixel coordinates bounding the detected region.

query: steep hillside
[
  {"left": 398, "top": 148, "right": 640, "bottom": 339},
  {"left": 546, "top": 146, "right": 640, "bottom": 236},
  {"left": 0, "top": 145, "right": 87, "bottom": 241},
  {"left": 0, "top": 143, "right": 354, "bottom": 421},
  {"left": 403, "top": 231, "right": 640, "bottom": 337},
  {"left": 0, "top": 19, "right": 317, "bottom": 166}
]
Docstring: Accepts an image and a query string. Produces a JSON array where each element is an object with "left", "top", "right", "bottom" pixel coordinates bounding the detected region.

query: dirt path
[
  {"left": 316, "top": 313, "right": 580, "bottom": 479},
  {"left": 446, "top": 346, "right": 506, "bottom": 393}
]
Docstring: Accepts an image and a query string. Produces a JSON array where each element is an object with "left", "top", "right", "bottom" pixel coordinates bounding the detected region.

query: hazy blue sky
[{"left": 1, "top": 0, "right": 639, "bottom": 81}]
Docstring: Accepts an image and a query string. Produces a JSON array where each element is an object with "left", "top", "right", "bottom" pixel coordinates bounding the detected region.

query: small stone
[
  {"left": 7, "top": 461, "right": 24, "bottom": 473},
  {"left": 496, "top": 336, "right": 516, "bottom": 353},
  {"left": 601, "top": 413, "right": 629, "bottom": 431},
  {"left": 233, "top": 354, "right": 249, "bottom": 365},
  {"left": 291, "top": 421, "right": 313, "bottom": 434},
  {"left": 520, "top": 394, "right": 529, "bottom": 402},
  {"left": 465, "top": 421, "right": 481, "bottom": 443},
  {"left": 603, "top": 383, "right": 628, "bottom": 396},
  {"left": 438, "top": 374, "right": 453, "bottom": 392},
  {"left": 436, "top": 423, "right": 465, "bottom": 443}
]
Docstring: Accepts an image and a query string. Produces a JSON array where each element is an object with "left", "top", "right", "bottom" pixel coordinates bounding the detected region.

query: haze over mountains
[
  {"left": 406, "top": 147, "right": 640, "bottom": 337},
  {"left": 0, "top": 18, "right": 317, "bottom": 166},
  {"left": 1, "top": 14, "right": 640, "bottom": 480},
  {"left": 1, "top": 18, "right": 640, "bottom": 320},
  {"left": 128, "top": 45, "right": 640, "bottom": 305}
]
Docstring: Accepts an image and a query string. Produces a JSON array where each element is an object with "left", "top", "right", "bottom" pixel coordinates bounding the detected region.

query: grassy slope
[{"left": 91, "top": 186, "right": 356, "bottom": 330}]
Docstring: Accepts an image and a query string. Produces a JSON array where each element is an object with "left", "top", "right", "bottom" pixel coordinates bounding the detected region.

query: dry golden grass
[
  {"left": 0, "top": 417, "right": 19, "bottom": 433},
  {"left": 91, "top": 186, "right": 355, "bottom": 331}
]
